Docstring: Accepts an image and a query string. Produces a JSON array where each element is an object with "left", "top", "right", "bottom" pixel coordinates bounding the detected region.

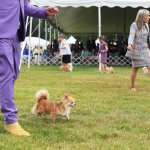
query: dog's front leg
[
  {"left": 66, "top": 115, "right": 69, "bottom": 120},
  {"left": 50, "top": 112, "right": 56, "bottom": 123},
  {"left": 37, "top": 110, "right": 43, "bottom": 118}
]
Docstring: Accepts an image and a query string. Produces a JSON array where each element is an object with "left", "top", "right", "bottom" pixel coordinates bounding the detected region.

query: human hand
[
  {"left": 101, "top": 50, "right": 106, "bottom": 53},
  {"left": 45, "top": 6, "right": 59, "bottom": 16},
  {"left": 127, "top": 44, "right": 132, "bottom": 51}
]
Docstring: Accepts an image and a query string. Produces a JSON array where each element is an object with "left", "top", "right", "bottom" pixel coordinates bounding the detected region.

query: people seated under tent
[
  {"left": 33, "top": 46, "right": 43, "bottom": 64},
  {"left": 22, "top": 45, "right": 29, "bottom": 60}
]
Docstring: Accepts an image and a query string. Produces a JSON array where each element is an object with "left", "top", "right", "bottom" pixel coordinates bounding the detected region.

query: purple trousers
[{"left": 0, "top": 36, "right": 20, "bottom": 124}]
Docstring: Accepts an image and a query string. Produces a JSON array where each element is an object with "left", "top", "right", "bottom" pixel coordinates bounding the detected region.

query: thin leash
[
  {"left": 55, "top": 14, "right": 64, "bottom": 66},
  {"left": 55, "top": 14, "right": 59, "bottom": 36}
]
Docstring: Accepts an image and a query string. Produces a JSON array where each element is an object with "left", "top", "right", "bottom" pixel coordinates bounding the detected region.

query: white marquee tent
[
  {"left": 25, "top": 36, "right": 49, "bottom": 49},
  {"left": 25, "top": 0, "right": 150, "bottom": 68}
]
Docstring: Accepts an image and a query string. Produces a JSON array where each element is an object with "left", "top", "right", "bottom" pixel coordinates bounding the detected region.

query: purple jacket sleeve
[{"left": 24, "top": 0, "right": 47, "bottom": 19}]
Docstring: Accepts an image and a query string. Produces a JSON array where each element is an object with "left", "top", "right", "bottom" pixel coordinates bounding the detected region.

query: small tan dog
[
  {"left": 106, "top": 66, "right": 114, "bottom": 74},
  {"left": 60, "top": 64, "right": 73, "bottom": 72},
  {"left": 142, "top": 67, "right": 148, "bottom": 74},
  {"left": 31, "top": 89, "right": 75, "bottom": 123}
]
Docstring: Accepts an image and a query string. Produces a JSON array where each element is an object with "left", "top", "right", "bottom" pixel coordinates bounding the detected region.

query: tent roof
[
  {"left": 43, "top": 6, "right": 140, "bottom": 35},
  {"left": 31, "top": 0, "right": 150, "bottom": 8},
  {"left": 30, "top": 0, "right": 150, "bottom": 35}
]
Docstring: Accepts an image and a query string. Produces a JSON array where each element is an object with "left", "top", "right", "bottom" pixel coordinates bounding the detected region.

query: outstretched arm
[
  {"left": 24, "top": 0, "right": 59, "bottom": 19},
  {"left": 127, "top": 22, "right": 137, "bottom": 50}
]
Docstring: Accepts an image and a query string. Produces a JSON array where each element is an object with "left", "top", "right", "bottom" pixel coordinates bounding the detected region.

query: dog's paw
[{"left": 66, "top": 116, "right": 69, "bottom": 120}]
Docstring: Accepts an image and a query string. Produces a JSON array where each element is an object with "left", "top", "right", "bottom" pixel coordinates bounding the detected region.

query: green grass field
[{"left": 0, "top": 65, "right": 150, "bottom": 150}]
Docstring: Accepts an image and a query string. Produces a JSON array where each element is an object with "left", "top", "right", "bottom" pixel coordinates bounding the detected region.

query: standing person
[
  {"left": 51, "top": 39, "right": 59, "bottom": 56},
  {"left": 74, "top": 40, "right": 80, "bottom": 55},
  {"left": 86, "top": 36, "right": 96, "bottom": 56},
  {"left": 98, "top": 35, "right": 108, "bottom": 73},
  {"left": 45, "top": 44, "right": 52, "bottom": 64},
  {"left": 58, "top": 34, "right": 73, "bottom": 71},
  {"left": 0, "top": 0, "right": 58, "bottom": 136},
  {"left": 126, "top": 9, "right": 150, "bottom": 92}
]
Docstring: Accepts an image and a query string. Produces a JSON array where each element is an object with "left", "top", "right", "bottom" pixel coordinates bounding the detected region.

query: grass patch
[{"left": 0, "top": 65, "right": 150, "bottom": 150}]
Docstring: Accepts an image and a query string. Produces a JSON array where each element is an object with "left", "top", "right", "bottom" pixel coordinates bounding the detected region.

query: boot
[{"left": 4, "top": 122, "right": 30, "bottom": 137}]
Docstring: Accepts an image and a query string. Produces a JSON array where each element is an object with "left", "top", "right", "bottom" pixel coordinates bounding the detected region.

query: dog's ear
[{"left": 63, "top": 93, "right": 69, "bottom": 100}]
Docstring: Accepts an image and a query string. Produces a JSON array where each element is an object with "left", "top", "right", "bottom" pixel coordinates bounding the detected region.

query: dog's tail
[
  {"left": 31, "top": 103, "right": 37, "bottom": 115},
  {"left": 35, "top": 89, "right": 49, "bottom": 102}
]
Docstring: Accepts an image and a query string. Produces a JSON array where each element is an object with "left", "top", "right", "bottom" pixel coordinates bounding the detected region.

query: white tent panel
[
  {"left": 31, "top": 0, "right": 100, "bottom": 7},
  {"left": 67, "top": 35, "right": 76, "bottom": 44},
  {"left": 101, "top": 0, "right": 150, "bottom": 8},
  {"left": 95, "top": 38, "right": 99, "bottom": 45},
  {"left": 24, "top": 37, "right": 50, "bottom": 49},
  {"left": 31, "top": 0, "right": 150, "bottom": 8}
]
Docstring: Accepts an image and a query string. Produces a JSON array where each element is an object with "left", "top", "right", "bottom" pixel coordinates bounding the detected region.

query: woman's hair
[
  {"left": 58, "top": 34, "right": 65, "bottom": 39},
  {"left": 99, "top": 35, "right": 106, "bottom": 40},
  {"left": 135, "top": 9, "right": 150, "bottom": 30}
]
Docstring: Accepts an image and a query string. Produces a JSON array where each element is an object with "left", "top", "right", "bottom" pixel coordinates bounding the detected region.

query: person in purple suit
[{"left": 0, "top": 0, "right": 58, "bottom": 136}]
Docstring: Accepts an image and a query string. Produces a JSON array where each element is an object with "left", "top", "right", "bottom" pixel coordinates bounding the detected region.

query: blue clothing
[{"left": 23, "top": 48, "right": 29, "bottom": 55}]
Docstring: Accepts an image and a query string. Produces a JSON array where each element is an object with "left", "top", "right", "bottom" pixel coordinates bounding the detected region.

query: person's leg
[
  {"left": 0, "top": 39, "right": 18, "bottom": 124},
  {"left": 61, "top": 55, "right": 64, "bottom": 66},
  {"left": 67, "top": 55, "right": 73, "bottom": 72},
  {"left": 0, "top": 38, "right": 30, "bottom": 136},
  {"left": 130, "top": 67, "right": 139, "bottom": 91},
  {"left": 62, "top": 55, "right": 69, "bottom": 66},
  {"left": 103, "top": 64, "right": 107, "bottom": 72},
  {"left": 101, "top": 63, "right": 105, "bottom": 73}
]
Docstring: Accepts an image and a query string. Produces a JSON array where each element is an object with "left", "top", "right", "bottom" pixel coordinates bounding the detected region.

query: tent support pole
[
  {"left": 25, "top": 16, "right": 29, "bottom": 31},
  {"left": 54, "top": 28, "right": 56, "bottom": 39},
  {"left": 50, "top": 25, "right": 52, "bottom": 43},
  {"left": 98, "top": 6, "right": 101, "bottom": 37},
  {"left": 38, "top": 19, "right": 41, "bottom": 65},
  {"left": 28, "top": 17, "right": 33, "bottom": 68},
  {"left": 123, "top": 8, "right": 126, "bottom": 40},
  {"left": 19, "top": 16, "right": 30, "bottom": 70},
  {"left": 98, "top": 5, "right": 101, "bottom": 72},
  {"left": 45, "top": 20, "right": 47, "bottom": 49}
]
